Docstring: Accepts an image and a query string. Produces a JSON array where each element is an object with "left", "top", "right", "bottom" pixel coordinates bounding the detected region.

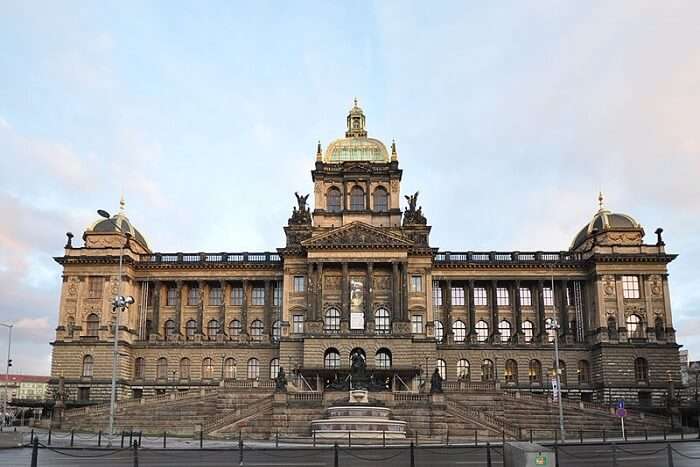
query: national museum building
[{"left": 50, "top": 102, "right": 681, "bottom": 412}]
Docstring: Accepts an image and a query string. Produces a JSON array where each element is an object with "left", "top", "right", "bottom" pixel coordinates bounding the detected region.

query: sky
[{"left": 0, "top": 1, "right": 699, "bottom": 375}]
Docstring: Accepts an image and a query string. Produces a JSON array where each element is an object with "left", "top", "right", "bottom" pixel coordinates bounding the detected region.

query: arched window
[
  {"left": 434, "top": 321, "right": 444, "bottom": 343},
  {"left": 229, "top": 319, "right": 241, "bottom": 337},
  {"left": 375, "top": 349, "right": 392, "bottom": 369},
  {"left": 270, "top": 358, "right": 280, "bottom": 380},
  {"left": 272, "top": 320, "right": 281, "bottom": 342},
  {"left": 134, "top": 357, "right": 145, "bottom": 379},
  {"left": 250, "top": 320, "right": 264, "bottom": 340},
  {"left": 557, "top": 360, "right": 567, "bottom": 385},
  {"left": 655, "top": 317, "right": 665, "bottom": 340},
  {"left": 505, "top": 359, "right": 518, "bottom": 384},
  {"left": 207, "top": 319, "right": 219, "bottom": 338},
  {"left": 180, "top": 358, "right": 191, "bottom": 380},
  {"left": 224, "top": 358, "right": 236, "bottom": 379},
  {"left": 247, "top": 358, "right": 260, "bottom": 380},
  {"left": 327, "top": 187, "right": 342, "bottom": 212},
  {"left": 577, "top": 360, "right": 591, "bottom": 384},
  {"left": 481, "top": 359, "right": 494, "bottom": 382},
  {"left": 375, "top": 308, "right": 391, "bottom": 335},
  {"left": 186, "top": 320, "right": 197, "bottom": 339},
  {"left": 607, "top": 317, "right": 618, "bottom": 340},
  {"left": 476, "top": 320, "right": 489, "bottom": 342},
  {"left": 156, "top": 357, "right": 167, "bottom": 380},
  {"left": 373, "top": 187, "right": 388, "bottom": 212},
  {"left": 544, "top": 318, "right": 556, "bottom": 343},
  {"left": 202, "top": 357, "right": 214, "bottom": 379},
  {"left": 634, "top": 357, "right": 649, "bottom": 382},
  {"left": 82, "top": 355, "right": 94, "bottom": 377},
  {"left": 325, "top": 308, "right": 341, "bottom": 334},
  {"left": 499, "top": 320, "right": 512, "bottom": 342},
  {"left": 626, "top": 314, "right": 643, "bottom": 338},
  {"left": 436, "top": 359, "right": 446, "bottom": 380},
  {"left": 457, "top": 359, "right": 470, "bottom": 380},
  {"left": 350, "top": 186, "right": 365, "bottom": 210},
  {"left": 324, "top": 348, "right": 340, "bottom": 369},
  {"left": 164, "top": 319, "right": 177, "bottom": 338},
  {"left": 452, "top": 320, "right": 466, "bottom": 343},
  {"left": 522, "top": 320, "right": 534, "bottom": 343},
  {"left": 85, "top": 313, "right": 99, "bottom": 337},
  {"left": 529, "top": 360, "right": 542, "bottom": 384}
]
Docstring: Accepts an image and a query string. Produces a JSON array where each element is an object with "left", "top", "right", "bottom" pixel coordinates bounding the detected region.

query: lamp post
[
  {"left": 97, "top": 209, "right": 134, "bottom": 446},
  {"left": 550, "top": 274, "right": 566, "bottom": 443},
  {"left": 1, "top": 322, "right": 13, "bottom": 429}
]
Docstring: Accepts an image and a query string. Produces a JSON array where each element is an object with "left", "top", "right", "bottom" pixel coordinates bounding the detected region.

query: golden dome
[{"left": 322, "top": 99, "right": 390, "bottom": 163}]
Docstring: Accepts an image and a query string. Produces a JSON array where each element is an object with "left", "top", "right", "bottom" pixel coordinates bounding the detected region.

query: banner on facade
[{"left": 350, "top": 278, "right": 365, "bottom": 329}]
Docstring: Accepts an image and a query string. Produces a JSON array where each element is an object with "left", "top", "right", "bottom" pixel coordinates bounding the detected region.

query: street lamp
[
  {"left": 550, "top": 275, "right": 565, "bottom": 443},
  {"left": 1, "top": 322, "right": 13, "bottom": 429},
  {"left": 97, "top": 209, "right": 134, "bottom": 446}
]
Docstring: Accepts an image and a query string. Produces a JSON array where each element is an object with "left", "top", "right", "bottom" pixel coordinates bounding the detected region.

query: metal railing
[
  {"left": 434, "top": 251, "right": 583, "bottom": 264},
  {"left": 139, "top": 252, "right": 281, "bottom": 264}
]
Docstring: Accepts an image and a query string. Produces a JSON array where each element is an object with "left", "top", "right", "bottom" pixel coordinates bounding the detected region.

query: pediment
[{"left": 301, "top": 222, "right": 413, "bottom": 249}]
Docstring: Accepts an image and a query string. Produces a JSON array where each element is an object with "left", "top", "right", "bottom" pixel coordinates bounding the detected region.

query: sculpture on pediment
[
  {"left": 288, "top": 192, "right": 312, "bottom": 225},
  {"left": 403, "top": 191, "right": 427, "bottom": 225}
]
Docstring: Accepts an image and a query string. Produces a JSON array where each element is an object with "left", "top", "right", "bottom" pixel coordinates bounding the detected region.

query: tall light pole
[
  {"left": 551, "top": 275, "right": 565, "bottom": 442},
  {"left": 1, "top": 322, "right": 13, "bottom": 429},
  {"left": 97, "top": 209, "right": 134, "bottom": 446}
]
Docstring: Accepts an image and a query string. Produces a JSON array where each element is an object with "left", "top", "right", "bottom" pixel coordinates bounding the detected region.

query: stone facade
[{"left": 50, "top": 102, "right": 681, "bottom": 410}]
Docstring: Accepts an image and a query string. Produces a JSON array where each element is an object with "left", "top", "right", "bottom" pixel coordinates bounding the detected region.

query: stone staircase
[{"left": 205, "top": 395, "right": 274, "bottom": 437}]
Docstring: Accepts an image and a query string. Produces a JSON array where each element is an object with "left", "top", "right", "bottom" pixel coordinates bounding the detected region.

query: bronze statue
[
  {"left": 430, "top": 368, "right": 443, "bottom": 393},
  {"left": 295, "top": 192, "right": 310, "bottom": 211},
  {"left": 404, "top": 191, "right": 419, "bottom": 211}
]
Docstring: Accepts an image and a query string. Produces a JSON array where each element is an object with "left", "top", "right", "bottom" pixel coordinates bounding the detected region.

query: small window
[
  {"left": 496, "top": 288, "right": 510, "bottom": 306},
  {"left": 375, "top": 349, "right": 392, "bottom": 369},
  {"left": 230, "top": 287, "right": 243, "bottom": 305},
  {"left": 436, "top": 359, "right": 446, "bottom": 380},
  {"left": 164, "top": 320, "right": 177, "bottom": 337},
  {"left": 327, "top": 187, "right": 342, "bottom": 212},
  {"left": 434, "top": 320, "right": 444, "bottom": 342},
  {"left": 293, "top": 276, "right": 305, "bottom": 293},
  {"left": 350, "top": 186, "right": 365, "bottom": 210},
  {"left": 273, "top": 283, "right": 282, "bottom": 306},
  {"left": 250, "top": 320, "right": 264, "bottom": 339},
  {"left": 432, "top": 281, "right": 442, "bottom": 306},
  {"left": 481, "top": 359, "right": 494, "bottom": 382},
  {"left": 375, "top": 308, "right": 391, "bottom": 335},
  {"left": 251, "top": 287, "right": 265, "bottom": 306},
  {"left": 85, "top": 313, "right": 100, "bottom": 337},
  {"left": 186, "top": 320, "right": 197, "bottom": 339},
  {"left": 77, "top": 387, "right": 90, "bottom": 401},
  {"left": 473, "top": 287, "right": 487, "bottom": 306},
  {"left": 608, "top": 317, "right": 618, "bottom": 340},
  {"left": 519, "top": 288, "right": 532, "bottom": 306},
  {"left": 626, "top": 314, "right": 643, "bottom": 338},
  {"left": 88, "top": 277, "right": 103, "bottom": 298},
  {"left": 247, "top": 358, "right": 260, "bottom": 380},
  {"left": 134, "top": 357, "right": 145, "bottom": 379},
  {"left": 529, "top": 360, "right": 542, "bottom": 383},
  {"left": 545, "top": 318, "right": 557, "bottom": 343},
  {"left": 207, "top": 319, "right": 219, "bottom": 338},
  {"left": 187, "top": 285, "right": 200, "bottom": 305},
  {"left": 476, "top": 320, "right": 489, "bottom": 342},
  {"left": 577, "top": 360, "right": 591, "bottom": 384},
  {"left": 411, "top": 275, "right": 423, "bottom": 292},
  {"left": 82, "top": 355, "right": 94, "bottom": 377},
  {"left": 522, "top": 320, "right": 534, "bottom": 343},
  {"left": 272, "top": 320, "right": 281, "bottom": 342},
  {"left": 292, "top": 315, "right": 304, "bottom": 334},
  {"left": 229, "top": 319, "right": 241, "bottom": 336},
  {"left": 373, "top": 187, "right": 388, "bottom": 212},
  {"left": 180, "top": 358, "right": 191, "bottom": 380},
  {"left": 635, "top": 357, "right": 649, "bottom": 382},
  {"left": 270, "top": 358, "right": 280, "bottom": 380},
  {"left": 452, "top": 320, "right": 466, "bottom": 343},
  {"left": 451, "top": 287, "right": 465, "bottom": 306},
  {"left": 498, "top": 320, "right": 512, "bottom": 342},
  {"left": 325, "top": 308, "right": 341, "bottom": 334},
  {"left": 543, "top": 287, "right": 554, "bottom": 307},
  {"left": 209, "top": 286, "right": 223, "bottom": 306},
  {"left": 411, "top": 314, "right": 424, "bottom": 334},
  {"left": 505, "top": 359, "right": 518, "bottom": 383},
  {"left": 167, "top": 286, "right": 178, "bottom": 306},
  {"left": 622, "top": 276, "right": 640, "bottom": 299},
  {"left": 156, "top": 357, "right": 168, "bottom": 379},
  {"left": 202, "top": 358, "right": 214, "bottom": 379},
  {"left": 324, "top": 348, "right": 340, "bottom": 369},
  {"left": 224, "top": 358, "right": 236, "bottom": 379},
  {"left": 457, "top": 359, "right": 470, "bottom": 380}
]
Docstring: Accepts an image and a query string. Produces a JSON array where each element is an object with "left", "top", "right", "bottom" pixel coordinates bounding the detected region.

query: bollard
[
  {"left": 98, "top": 430, "right": 102, "bottom": 447},
  {"left": 502, "top": 429, "right": 505, "bottom": 446},
  {"left": 486, "top": 441, "right": 492, "bottom": 467},
  {"left": 667, "top": 443, "right": 674, "bottom": 467},
  {"left": 275, "top": 430, "right": 279, "bottom": 448},
  {"left": 554, "top": 445, "right": 560, "bottom": 467},
  {"left": 121, "top": 431, "right": 125, "bottom": 448},
  {"left": 645, "top": 429, "right": 648, "bottom": 441},
  {"left": 70, "top": 429, "right": 74, "bottom": 447},
  {"left": 163, "top": 431, "right": 167, "bottom": 449},
  {"left": 133, "top": 440, "right": 139, "bottom": 467},
  {"left": 415, "top": 430, "right": 418, "bottom": 446},
  {"left": 348, "top": 430, "right": 351, "bottom": 448},
  {"left": 410, "top": 441, "right": 415, "bottom": 467},
  {"left": 30, "top": 436, "right": 39, "bottom": 467},
  {"left": 447, "top": 427, "right": 450, "bottom": 445},
  {"left": 30, "top": 428, "right": 34, "bottom": 442},
  {"left": 334, "top": 443, "right": 339, "bottom": 467},
  {"left": 383, "top": 430, "right": 386, "bottom": 447},
  {"left": 138, "top": 431, "right": 142, "bottom": 447},
  {"left": 200, "top": 430, "right": 203, "bottom": 449},
  {"left": 239, "top": 439, "right": 244, "bottom": 465},
  {"left": 129, "top": 430, "right": 133, "bottom": 447},
  {"left": 313, "top": 430, "right": 316, "bottom": 447},
  {"left": 530, "top": 429, "right": 533, "bottom": 443},
  {"left": 48, "top": 427, "right": 52, "bottom": 445},
  {"left": 611, "top": 442, "right": 617, "bottom": 467},
  {"left": 475, "top": 429, "right": 478, "bottom": 446}
]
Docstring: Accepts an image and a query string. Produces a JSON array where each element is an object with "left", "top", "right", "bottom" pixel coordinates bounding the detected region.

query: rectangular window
[
  {"left": 209, "top": 287, "right": 223, "bottom": 306},
  {"left": 230, "top": 287, "right": 243, "bottom": 305},
  {"left": 451, "top": 287, "right": 465, "bottom": 306},
  {"left": 496, "top": 288, "right": 510, "bottom": 306},
  {"left": 411, "top": 275, "right": 423, "bottom": 293},
  {"left": 411, "top": 315, "right": 424, "bottom": 334},
  {"left": 292, "top": 315, "right": 304, "bottom": 334},
  {"left": 432, "top": 281, "right": 442, "bottom": 306},
  {"left": 293, "top": 276, "right": 305, "bottom": 293},
  {"left": 473, "top": 287, "right": 487, "bottom": 306},
  {"left": 543, "top": 287, "right": 554, "bottom": 307},
  {"left": 78, "top": 387, "right": 90, "bottom": 401},
  {"left": 252, "top": 287, "right": 265, "bottom": 306},
  {"left": 622, "top": 276, "right": 640, "bottom": 299},
  {"left": 187, "top": 286, "right": 200, "bottom": 306},
  {"left": 87, "top": 277, "right": 103, "bottom": 298},
  {"left": 273, "top": 282, "right": 282, "bottom": 306},
  {"left": 167, "top": 286, "right": 178, "bottom": 306},
  {"left": 519, "top": 288, "right": 532, "bottom": 306}
]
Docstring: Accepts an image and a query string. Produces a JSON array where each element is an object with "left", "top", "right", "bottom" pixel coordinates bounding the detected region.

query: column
[
  {"left": 445, "top": 280, "right": 453, "bottom": 337},
  {"left": 341, "top": 262, "right": 349, "bottom": 322},
  {"left": 391, "top": 262, "right": 400, "bottom": 322},
  {"left": 513, "top": 280, "right": 522, "bottom": 342},
  {"left": 197, "top": 280, "right": 205, "bottom": 335},
  {"left": 536, "top": 280, "right": 545, "bottom": 342},
  {"left": 559, "top": 279, "right": 569, "bottom": 337},
  {"left": 366, "top": 262, "right": 374, "bottom": 326},
  {"left": 175, "top": 280, "right": 183, "bottom": 335},
  {"left": 490, "top": 280, "right": 498, "bottom": 340},
  {"left": 264, "top": 279, "right": 272, "bottom": 337},
  {"left": 401, "top": 262, "right": 409, "bottom": 321},
  {"left": 316, "top": 263, "right": 324, "bottom": 321},
  {"left": 467, "top": 280, "right": 476, "bottom": 337},
  {"left": 152, "top": 280, "right": 161, "bottom": 337},
  {"left": 241, "top": 279, "right": 249, "bottom": 335},
  {"left": 307, "top": 263, "right": 315, "bottom": 321},
  {"left": 219, "top": 280, "right": 227, "bottom": 335}
]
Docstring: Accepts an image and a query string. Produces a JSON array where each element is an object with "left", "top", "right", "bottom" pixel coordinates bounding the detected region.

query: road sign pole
[{"left": 620, "top": 416, "right": 625, "bottom": 441}]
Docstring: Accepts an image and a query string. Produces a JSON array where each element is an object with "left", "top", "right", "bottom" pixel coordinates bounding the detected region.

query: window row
[
  {"left": 323, "top": 348, "right": 392, "bottom": 369},
  {"left": 326, "top": 186, "right": 389, "bottom": 213},
  {"left": 162, "top": 319, "right": 281, "bottom": 341},
  {"left": 433, "top": 358, "right": 591, "bottom": 385},
  {"left": 154, "top": 283, "right": 282, "bottom": 307},
  {"left": 607, "top": 315, "right": 665, "bottom": 340},
  {"left": 434, "top": 319, "right": 558, "bottom": 343},
  {"left": 131, "top": 356, "right": 280, "bottom": 380},
  {"left": 431, "top": 283, "right": 556, "bottom": 307}
]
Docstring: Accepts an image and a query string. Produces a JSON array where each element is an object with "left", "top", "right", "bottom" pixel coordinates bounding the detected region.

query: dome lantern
[{"left": 570, "top": 194, "right": 644, "bottom": 252}]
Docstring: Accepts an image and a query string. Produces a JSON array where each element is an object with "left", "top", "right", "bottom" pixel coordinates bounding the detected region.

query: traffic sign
[
  {"left": 616, "top": 408, "right": 627, "bottom": 417},
  {"left": 616, "top": 400, "right": 625, "bottom": 410}
]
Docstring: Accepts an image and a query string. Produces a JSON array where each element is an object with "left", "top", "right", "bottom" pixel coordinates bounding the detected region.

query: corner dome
[
  {"left": 86, "top": 199, "right": 149, "bottom": 249},
  {"left": 322, "top": 99, "right": 390, "bottom": 163},
  {"left": 570, "top": 194, "right": 644, "bottom": 251}
]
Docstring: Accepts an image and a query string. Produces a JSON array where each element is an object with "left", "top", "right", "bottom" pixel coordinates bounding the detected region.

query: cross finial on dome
[
  {"left": 391, "top": 138, "right": 397, "bottom": 161},
  {"left": 598, "top": 191, "right": 604, "bottom": 211},
  {"left": 354, "top": 97, "right": 358, "bottom": 107},
  {"left": 316, "top": 140, "right": 322, "bottom": 161},
  {"left": 119, "top": 194, "right": 126, "bottom": 213}
]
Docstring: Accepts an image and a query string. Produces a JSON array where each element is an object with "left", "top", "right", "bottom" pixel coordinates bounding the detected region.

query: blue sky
[{"left": 1, "top": 1, "right": 699, "bottom": 374}]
